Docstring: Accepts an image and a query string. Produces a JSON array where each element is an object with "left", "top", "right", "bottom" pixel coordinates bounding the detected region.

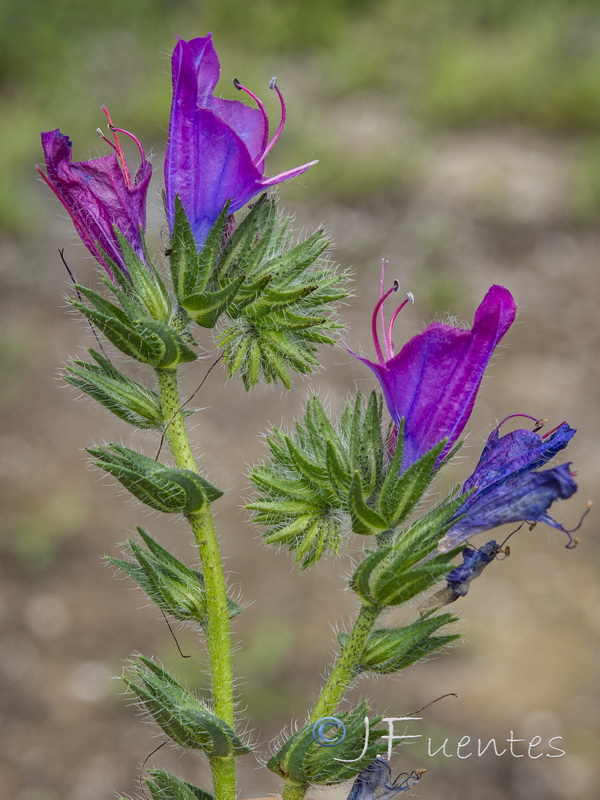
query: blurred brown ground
[{"left": 1, "top": 7, "right": 599, "bottom": 800}]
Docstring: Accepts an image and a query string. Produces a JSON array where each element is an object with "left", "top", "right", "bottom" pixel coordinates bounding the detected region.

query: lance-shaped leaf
[
  {"left": 351, "top": 492, "right": 465, "bottom": 607},
  {"left": 108, "top": 527, "right": 241, "bottom": 623},
  {"left": 338, "top": 612, "right": 458, "bottom": 674},
  {"left": 194, "top": 198, "right": 346, "bottom": 390},
  {"left": 88, "top": 444, "right": 222, "bottom": 513},
  {"left": 125, "top": 657, "right": 251, "bottom": 756},
  {"left": 169, "top": 196, "right": 230, "bottom": 301},
  {"left": 111, "top": 229, "right": 171, "bottom": 323},
  {"left": 65, "top": 349, "right": 164, "bottom": 429},
  {"left": 72, "top": 285, "right": 197, "bottom": 368},
  {"left": 181, "top": 274, "right": 245, "bottom": 328},
  {"left": 268, "top": 705, "right": 386, "bottom": 785},
  {"left": 146, "top": 770, "right": 213, "bottom": 800}
]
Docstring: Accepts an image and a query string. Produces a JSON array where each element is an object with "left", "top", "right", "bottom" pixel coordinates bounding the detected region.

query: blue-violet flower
[
  {"left": 37, "top": 108, "right": 152, "bottom": 280},
  {"left": 439, "top": 417, "right": 578, "bottom": 552},
  {"left": 347, "top": 758, "right": 425, "bottom": 800},
  {"left": 353, "top": 277, "right": 517, "bottom": 471},
  {"left": 165, "top": 34, "right": 317, "bottom": 247}
]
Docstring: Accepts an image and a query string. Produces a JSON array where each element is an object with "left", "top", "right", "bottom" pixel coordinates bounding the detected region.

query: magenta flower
[
  {"left": 353, "top": 276, "right": 517, "bottom": 471},
  {"left": 165, "top": 34, "right": 317, "bottom": 247},
  {"left": 37, "top": 110, "right": 152, "bottom": 280}
]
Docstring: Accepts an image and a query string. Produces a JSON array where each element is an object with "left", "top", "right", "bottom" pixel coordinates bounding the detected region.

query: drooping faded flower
[
  {"left": 165, "top": 34, "right": 317, "bottom": 247},
  {"left": 37, "top": 109, "right": 152, "bottom": 280},
  {"left": 347, "top": 758, "right": 425, "bottom": 800},
  {"left": 353, "top": 275, "right": 517, "bottom": 471},
  {"left": 439, "top": 417, "right": 579, "bottom": 551}
]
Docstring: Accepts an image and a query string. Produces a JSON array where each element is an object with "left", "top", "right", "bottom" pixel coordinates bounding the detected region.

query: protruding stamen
[
  {"left": 96, "top": 127, "right": 117, "bottom": 150},
  {"left": 385, "top": 291, "right": 414, "bottom": 359},
  {"left": 233, "top": 77, "right": 269, "bottom": 155},
  {"left": 109, "top": 125, "right": 146, "bottom": 165},
  {"left": 260, "top": 77, "right": 287, "bottom": 163},
  {"left": 496, "top": 413, "right": 543, "bottom": 432},
  {"left": 532, "top": 418, "right": 549, "bottom": 432},
  {"left": 101, "top": 105, "right": 132, "bottom": 188},
  {"left": 562, "top": 500, "right": 592, "bottom": 549},
  {"left": 542, "top": 420, "right": 567, "bottom": 440},
  {"left": 371, "top": 281, "right": 399, "bottom": 365}
]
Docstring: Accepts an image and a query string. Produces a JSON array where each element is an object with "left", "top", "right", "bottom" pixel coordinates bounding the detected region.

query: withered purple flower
[
  {"left": 353, "top": 275, "right": 517, "bottom": 471},
  {"left": 37, "top": 108, "right": 152, "bottom": 280},
  {"left": 347, "top": 758, "right": 425, "bottom": 800},
  {"left": 439, "top": 417, "right": 579, "bottom": 551},
  {"left": 165, "top": 34, "right": 317, "bottom": 246}
]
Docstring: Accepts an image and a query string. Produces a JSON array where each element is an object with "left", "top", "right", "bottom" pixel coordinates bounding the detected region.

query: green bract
[
  {"left": 108, "top": 527, "right": 241, "bottom": 624},
  {"left": 88, "top": 444, "right": 222, "bottom": 514},
  {"left": 146, "top": 770, "right": 213, "bottom": 800},
  {"left": 248, "top": 393, "right": 459, "bottom": 569},
  {"left": 169, "top": 195, "right": 347, "bottom": 389},
  {"left": 338, "top": 612, "right": 458, "bottom": 674},
  {"left": 125, "top": 657, "right": 251, "bottom": 756},
  {"left": 267, "top": 704, "right": 384, "bottom": 785},
  {"left": 65, "top": 349, "right": 165, "bottom": 429}
]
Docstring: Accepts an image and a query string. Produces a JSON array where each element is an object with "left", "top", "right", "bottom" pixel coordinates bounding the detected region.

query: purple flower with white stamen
[
  {"left": 165, "top": 34, "right": 317, "bottom": 247},
  {"left": 352, "top": 269, "right": 517, "bottom": 471},
  {"left": 439, "top": 417, "right": 579, "bottom": 551},
  {"left": 37, "top": 107, "right": 152, "bottom": 280}
]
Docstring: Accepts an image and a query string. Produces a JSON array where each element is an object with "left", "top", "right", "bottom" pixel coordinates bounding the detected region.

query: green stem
[
  {"left": 281, "top": 603, "right": 381, "bottom": 800},
  {"left": 156, "top": 367, "right": 236, "bottom": 800}
]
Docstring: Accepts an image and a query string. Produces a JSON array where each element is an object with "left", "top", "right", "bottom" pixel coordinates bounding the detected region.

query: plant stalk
[
  {"left": 156, "top": 367, "right": 236, "bottom": 800},
  {"left": 281, "top": 602, "right": 381, "bottom": 800}
]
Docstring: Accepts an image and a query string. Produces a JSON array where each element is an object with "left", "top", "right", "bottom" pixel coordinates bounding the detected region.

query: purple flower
[
  {"left": 347, "top": 759, "right": 424, "bottom": 800},
  {"left": 165, "top": 34, "right": 317, "bottom": 247},
  {"left": 439, "top": 418, "right": 578, "bottom": 552},
  {"left": 37, "top": 109, "right": 152, "bottom": 280},
  {"left": 353, "top": 276, "right": 517, "bottom": 471}
]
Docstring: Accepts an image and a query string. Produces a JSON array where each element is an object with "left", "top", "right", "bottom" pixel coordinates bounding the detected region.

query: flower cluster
[
  {"left": 38, "top": 34, "right": 315, "bottom": 278},
  {"left": 354, "top": 269, "right": 580, "bottom": 562}
]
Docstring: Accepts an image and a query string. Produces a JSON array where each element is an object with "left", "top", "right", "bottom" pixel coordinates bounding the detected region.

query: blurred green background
[{"left": 1, "top": 1, "right": 599, "bottom": 799}]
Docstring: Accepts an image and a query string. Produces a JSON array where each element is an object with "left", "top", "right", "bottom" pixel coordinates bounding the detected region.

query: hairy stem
[
  {"left": 281, "top": 603, "right": 381, "bottom": 800},
  {"left": 156, "top": 367, "right": 236, "bottom": 800}
]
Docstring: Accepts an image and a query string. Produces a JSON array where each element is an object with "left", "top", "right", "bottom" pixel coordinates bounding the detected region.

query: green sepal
[
  {"left": 125, "top": 657, "right": 251, "bottom": 756},
  {"left": 216, "top": 194, "right": 276, "bottom": 281},
  {"left": 339, "top": 612, "right": 459, "bottom": 674},
  {"left": 65, "top": 349, "right": 164, "bottom": 429},
  {"left": 267, "top": 704, "right": 385, "bottom": 785},
  {"left": 71, "top": 287, "right": 197, "bottom": 368},
  {"left": 112, "top": 229, "right": 171, "bottom": 322},
  {"left": 108, "top": 527, "right": 241, "bottom": 624},
  {"left": 182, "top": 275, "right": 245, "bottom": 328},
  {"left": 146, "top": 770, "right": 213, "bottom": 800},
  {"left": 348, "top": 471, "right": 389, "bottom": 534},
  {"left": 88, "top": 444, "right": 222, "bottom": 514},
  {"left": 377, "top": 436, "right": 446, "bottom": 528},
  {"left": 212, "top": 198, "right": 345, "bottom": 389},
  {"left": 169, "top": 196, "right": 230, "bottom": 300},
  {"left": 350, "top": 547, "right": 392, "bottom": 605}
]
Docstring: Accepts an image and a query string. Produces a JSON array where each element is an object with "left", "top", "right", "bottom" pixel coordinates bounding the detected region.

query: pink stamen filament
[
  {"left": 542, "top": 421, "right": 567, "bottom": 440},
  {"left": 260, "top": 77, "right": 287, "bottom": 163},
  {"left": 386, "top": 292, "right": 415, "bottom": 359},
  {"left": 371, "top": 281, "right": 399, "bottom": 365},
  {"left": 101, "top": 106, "right": 132, "bottom": 188},
  {"left": 96, "top": 127, "right": 117, "bottom": 151},
  {"left": 233, "top": 78, "right": 269, "bottom": 156},
  {"left": 496, "top": 413, "right": 543, "bottom": 431},
  {"left": 109, "top": 125, "right": 146, "bottom": 165}
]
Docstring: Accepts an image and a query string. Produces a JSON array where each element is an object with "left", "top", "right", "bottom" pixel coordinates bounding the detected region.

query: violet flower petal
[
  {"left": 39, "top": 129, "right": 151, "bottom": 279},
  {"left": 440, "top": 462, "right": 577, "bottom": 551},
  {"left": 357, "top": 285, "right": 517, "bottom": 470},
  {"left": 165, "top": 34, "right": 316, "bottom": 247}
]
